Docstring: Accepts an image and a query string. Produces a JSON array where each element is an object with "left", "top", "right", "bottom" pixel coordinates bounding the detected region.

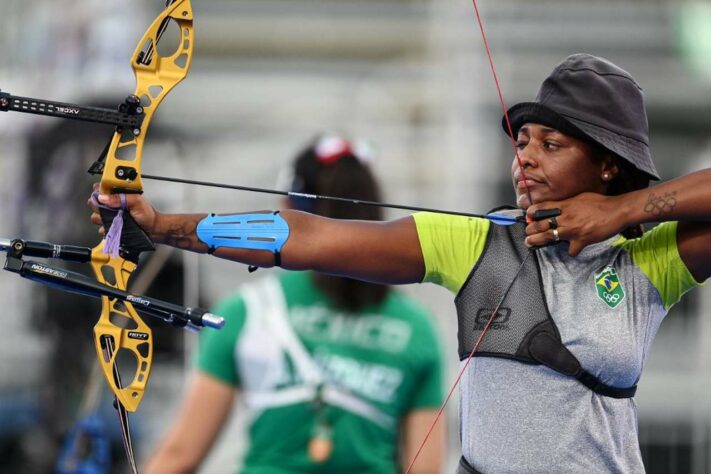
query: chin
[{"left": 515, "top": 194, "right": 532, "bottom": 209}]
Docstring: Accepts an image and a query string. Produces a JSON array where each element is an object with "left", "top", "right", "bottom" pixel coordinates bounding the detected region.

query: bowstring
[
  {"left": 404, "top": 254, "right": 531, "bottom": 473},
  {"left": 404, "top": 1, "right": 536, "bottom": 471}
]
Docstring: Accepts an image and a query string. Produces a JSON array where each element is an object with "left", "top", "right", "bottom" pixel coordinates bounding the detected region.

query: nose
[{"left": 515, "top": 143, "right": 538, "bottom": 169}]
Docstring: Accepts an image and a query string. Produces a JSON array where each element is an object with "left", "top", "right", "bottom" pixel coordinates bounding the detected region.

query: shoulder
[
  {"left": 413, "top": 211, "right": 490, "bottom": 236},
  {"left": 614, "top": 222, "right": 701, "bottom": 309},
  {"left": 412, "top": 212, "right": 492, "bottom": 293},
  {"left": 614, "top": 221, "right": 681, "bottom": 270},
  {"left": 615, "top": 221, "right": 676, "bottom": 253}
]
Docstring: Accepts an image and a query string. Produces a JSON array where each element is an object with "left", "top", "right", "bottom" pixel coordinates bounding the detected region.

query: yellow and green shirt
[{"left": 414, "top": 212, "right": 703, "bottom": 474}]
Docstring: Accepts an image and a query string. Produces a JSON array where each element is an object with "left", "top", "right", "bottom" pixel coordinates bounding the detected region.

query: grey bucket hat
[{"left": 502, "top": 53, "right": 660, "bottom": 180}]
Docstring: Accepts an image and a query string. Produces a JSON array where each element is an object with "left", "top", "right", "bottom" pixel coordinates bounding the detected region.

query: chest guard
[{"left": 454, "top": 219, "right": 636, "bottom": 399}]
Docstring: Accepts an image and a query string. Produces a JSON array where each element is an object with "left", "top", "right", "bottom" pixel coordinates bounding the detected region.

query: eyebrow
[{"left": 519, "top": 125, "right": 560, "bottom": 135}]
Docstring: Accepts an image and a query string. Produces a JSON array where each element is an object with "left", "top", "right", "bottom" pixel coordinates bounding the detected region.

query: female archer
[{"left": 92, "top": 54, "right": 711, "bottom": 473}]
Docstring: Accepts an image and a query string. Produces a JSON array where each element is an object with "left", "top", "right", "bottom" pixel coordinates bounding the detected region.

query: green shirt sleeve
[
  {"left": 195, "top": 295, "right": 248, "bottom": 386},
  {"left": 413, "top": 212, "right": 490, "bottom": 294},
  {"left": 617, "top": 221, "right": 703, "bottom": 310}
]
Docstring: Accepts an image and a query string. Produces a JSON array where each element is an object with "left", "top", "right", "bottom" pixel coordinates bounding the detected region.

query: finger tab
[{"left": 532, "top": 208, "right": 562, "bottom": 221}]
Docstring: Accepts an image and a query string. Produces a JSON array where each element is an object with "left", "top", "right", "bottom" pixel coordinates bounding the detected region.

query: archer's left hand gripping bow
[{"left": 1, "top": 0, "right": 196, "bottom": 412}]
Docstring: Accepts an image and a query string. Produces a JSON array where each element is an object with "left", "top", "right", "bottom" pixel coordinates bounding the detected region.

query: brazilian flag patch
[{"left": 594, "top": 265, "right": 625, "bottom": 309}]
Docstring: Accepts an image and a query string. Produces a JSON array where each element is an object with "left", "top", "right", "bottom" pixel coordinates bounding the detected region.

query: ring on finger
[
  {"left": 548, "top": 216, "right": 558, "bottom": 230},
  {"left": 553, "top": 228, "right": 560, "bottom": 242}
]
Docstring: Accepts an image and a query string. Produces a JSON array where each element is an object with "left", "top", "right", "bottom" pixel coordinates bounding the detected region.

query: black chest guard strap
[{"left": 454, "top": 214, "right": 636, "bottom": 399}]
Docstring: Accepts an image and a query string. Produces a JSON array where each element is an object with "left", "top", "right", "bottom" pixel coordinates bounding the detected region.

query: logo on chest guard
[
  {"left": 473, "top": 307, "right": 511, "bottom": 331},
  {"left": 594, "top": 265, "right": 625, "bottom": 309}
]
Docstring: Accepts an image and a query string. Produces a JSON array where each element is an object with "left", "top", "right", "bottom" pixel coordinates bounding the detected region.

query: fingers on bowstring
[
  {"left": 528, "top": 205, "right": 562, "bottom": 221},
  {"left": 525, "top": 219, "right": 548, "bottom": 236},
  {"left": 525, "top": 204, "right": 562, "bottom": 236},
  {"left": 525, "top": 215, "right": 560, "bottom": 236},
  {"left": 525, "top": 229, "right": 561, "bottom": 249}
]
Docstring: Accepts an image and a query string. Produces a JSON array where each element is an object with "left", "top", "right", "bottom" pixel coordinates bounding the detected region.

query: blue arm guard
[{"left": 196, "top": 212, "right": 290, "bottom": 268}]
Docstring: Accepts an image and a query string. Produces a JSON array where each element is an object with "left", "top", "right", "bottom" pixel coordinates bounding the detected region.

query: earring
[{"left": 602, "top": 172, "right": 610, "bottom": 181}]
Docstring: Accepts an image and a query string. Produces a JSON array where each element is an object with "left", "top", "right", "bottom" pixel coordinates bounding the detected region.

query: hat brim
[{"left": 503, "top": 102, "right": 660, "bottom": 180}]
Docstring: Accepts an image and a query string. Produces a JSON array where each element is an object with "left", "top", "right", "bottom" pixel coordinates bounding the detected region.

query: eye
[
  {"left": 515, "top": 139, "right": 528, "bottom": 150},
  {"left": 543, "top": 141, "right": 560, "bottom": 151}
]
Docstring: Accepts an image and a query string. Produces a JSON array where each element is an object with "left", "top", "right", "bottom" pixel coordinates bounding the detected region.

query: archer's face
[{"left": 511, "top": 123, "right": 606, "bottom": 208}]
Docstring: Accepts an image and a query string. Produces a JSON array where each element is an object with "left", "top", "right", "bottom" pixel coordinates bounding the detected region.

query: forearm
[
  {"left": 525, "top": 168, "right": 711, "bottom": 256},
  {"left": 149, "top": 210, "right": 338, "bottom": 270},
  {"left": 151, "top": 212, "right": 209, "bottom": 252},
  {"left": 149, "top": 210, "right": 425, "bottom": 284},
  {"left": 615, "top": 168, "right": 711, "bottom": 228},
  {"left": 149, "top": 209, "right": 316, "bottom": 269}
]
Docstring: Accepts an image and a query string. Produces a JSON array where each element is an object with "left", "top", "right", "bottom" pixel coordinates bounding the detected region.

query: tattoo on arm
[
  {"left": 164, "top": 222, "right": 199, "bottom": 250},
  {"left": 644, "top": 191, "right": 677, "bottom": 218}
]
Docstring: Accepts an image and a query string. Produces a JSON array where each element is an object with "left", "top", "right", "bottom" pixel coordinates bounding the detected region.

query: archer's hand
[
  {"left": 524, "top": 192, "right": 627, "bottom": 256},
  {"left": 88, "top": 184, "right": 159, "bottom": 238}
]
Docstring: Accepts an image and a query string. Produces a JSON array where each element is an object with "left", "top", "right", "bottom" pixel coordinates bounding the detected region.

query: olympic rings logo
[{"left": 602, "top": 291, "right": 621, "bottom": 304}]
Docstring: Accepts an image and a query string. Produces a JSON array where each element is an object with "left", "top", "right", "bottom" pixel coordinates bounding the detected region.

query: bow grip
[{"left": 98, "top": 206, "right": 155, "bottom": 258}]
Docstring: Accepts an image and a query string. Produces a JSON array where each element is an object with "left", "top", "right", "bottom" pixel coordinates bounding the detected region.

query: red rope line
[
  {"left": 405, "top": 2, "right": 538, "bottom": 471},
  {"left": 403, "top": 281, "right": 515, "bottom": 473},
  {"left": 470, "top": 0, "right": 533, "bottom": 208}
]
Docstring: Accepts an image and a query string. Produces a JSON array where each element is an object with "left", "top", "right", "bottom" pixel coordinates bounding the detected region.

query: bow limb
[
  {"left": 91, "top": 246, "right": 153, "bottom": 412},
  {"left": 99, "top": 0, "right": 194, "bottom": 195},
  {"left": 91, "top": 0, "right": 195, "bottom": 414}
]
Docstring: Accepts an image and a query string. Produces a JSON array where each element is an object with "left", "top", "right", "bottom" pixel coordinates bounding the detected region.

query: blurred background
[{"left": 1, "top": 0, "right": 711, "bottom": 472}]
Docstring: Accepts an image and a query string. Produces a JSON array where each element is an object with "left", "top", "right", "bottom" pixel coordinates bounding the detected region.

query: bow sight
[{"left": 0, "top": 89, "right": 147, "bottom": 184}]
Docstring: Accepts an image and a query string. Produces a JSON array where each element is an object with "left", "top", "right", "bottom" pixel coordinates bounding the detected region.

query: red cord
[{"left": 404, "top": 2, "right": 537, "bottom": 471}]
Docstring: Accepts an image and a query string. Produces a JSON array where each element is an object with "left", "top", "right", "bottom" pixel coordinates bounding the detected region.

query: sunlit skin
[{"left": 511, "top": 123, "right": 618, "bottom": 209}]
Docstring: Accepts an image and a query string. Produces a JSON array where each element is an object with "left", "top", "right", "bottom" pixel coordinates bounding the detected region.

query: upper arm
[
  {"left": 677, "top": 221, "right": 711, "bottom": 282},
  {"left": 412, "top": 212, "right": 490, "bottom": 293},
  {"left": 284, "top": 212, "right": 426, "bottom": 285},
  {"left": 622, "top": 222, "right": 703, "bottom": 310}
]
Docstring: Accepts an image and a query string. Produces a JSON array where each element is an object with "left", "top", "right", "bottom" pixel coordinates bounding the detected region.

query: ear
[{"left": 600, "top": 155, "right": 619, "bottom": 182}]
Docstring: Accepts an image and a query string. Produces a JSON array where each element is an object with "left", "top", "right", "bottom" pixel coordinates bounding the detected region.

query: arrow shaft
[{"left": 141, "top": 173, "right": 518, "bottom": 222}]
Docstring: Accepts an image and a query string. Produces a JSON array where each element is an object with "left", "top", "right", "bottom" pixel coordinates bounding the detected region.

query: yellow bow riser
[
  {"left": 100, "top": 0, "right": 194, "bottom": 195},
  {"left": 89, "top": 0, "right": 195, "bottom": 413},
  {"left": 90, "top": 244, "right": 153, "bottom": 412}
]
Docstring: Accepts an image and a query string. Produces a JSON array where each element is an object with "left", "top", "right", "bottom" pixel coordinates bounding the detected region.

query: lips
[
  {"left": 514, "top": 173, "right": 543, "bottom": 189},
  {"left": 516, "top": 178, "right": 540, "bottom": 190}
]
